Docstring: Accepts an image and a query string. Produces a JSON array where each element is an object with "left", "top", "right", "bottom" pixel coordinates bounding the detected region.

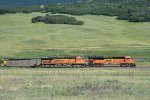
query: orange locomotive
[
  {"left": 41, "top": 56, "right": 87, "bottom": 67},
  {"left": 88, "top": 56, "right": 136, "bottom": 67}
]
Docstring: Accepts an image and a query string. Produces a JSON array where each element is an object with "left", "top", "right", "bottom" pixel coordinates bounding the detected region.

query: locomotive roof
[
  {"left": 88, "top": 56, "right": 125, "bottom": 59},
  {"left": 41, "top": 56, "right": 78, "bottom": 59}
]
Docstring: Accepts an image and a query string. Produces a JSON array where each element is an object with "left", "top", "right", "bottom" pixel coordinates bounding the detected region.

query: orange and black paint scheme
[
  {"left": 41, "top": 56, "right": 136, "bottom": 67},
  {"left": 41, "top": 56, "right": 87, "bottom": 67},
  {"left": 88, "top": 56, "right": 136, "bottom": 67}
]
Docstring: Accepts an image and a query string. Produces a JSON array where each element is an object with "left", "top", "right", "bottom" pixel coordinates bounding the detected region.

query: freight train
[{"left": 2, "top": 56, "right": 136, "bottom": 67}]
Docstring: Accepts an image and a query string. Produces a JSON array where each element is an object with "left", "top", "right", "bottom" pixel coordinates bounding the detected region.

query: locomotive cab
[
  {"left": 125, "top": 56, "right": 134, "bottom": 62},
  {"left": 125, "top": 56, "right": 131, "bottom": 61},
  {"left": 124, "top": 56, "right": 136, "bottom": 67}
]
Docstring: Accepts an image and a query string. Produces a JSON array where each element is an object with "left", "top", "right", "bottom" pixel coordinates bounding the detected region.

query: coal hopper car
[{"left": 3, "top": 58, "right": 41, "bottom": 67}]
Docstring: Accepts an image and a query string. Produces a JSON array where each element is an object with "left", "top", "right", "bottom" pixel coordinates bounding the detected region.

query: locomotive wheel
[
  {"left": 96, "top": 64, "right": 102, "bottom": 67},
  {"left": 120, "top": 64, "right": 128, "bottom": 67},
  {"left": 89, "top": 65, "right": 94, "bottom": 67},
  {"left": 120, "top": 64, "right": 122, "bottom": 67},
  {"left": 100, "top": 64, "right": 104, "bottom": 67},
  {"left": 50, "top": 65, "right": 54, "bottom": 68},
  {"left": 42, "top": 65, "right": 46, "bottom": 68},
  {"left": 130, "top": 64, "right": 136, "bottom": 67},
  {"left": 80, "top": 65, "right": 84, "bottom": 68}
]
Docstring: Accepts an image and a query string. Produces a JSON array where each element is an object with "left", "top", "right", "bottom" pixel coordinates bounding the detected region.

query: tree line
[
  {"left": 31, "top": 14, "right": 84, "bottom": 25},
  {"left": 0, "top": 6, "right": 41, "bottom": 14},
  {"left": 0, "top": 0, "right": 78, "bottom": 8},
  {"left": 0, "top": 0, "right": 150, "bottom": 22},
  {"left": 44, "top": 0, "right": 150, "bottom": 22}
]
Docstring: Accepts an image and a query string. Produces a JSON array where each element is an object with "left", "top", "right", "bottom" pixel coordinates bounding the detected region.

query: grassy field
[
  {"left": 0, "top": 67, "right": 150, "bottom": 100},
  {"left": 0, "top": 12, "right": 149, "bottom": 65}
]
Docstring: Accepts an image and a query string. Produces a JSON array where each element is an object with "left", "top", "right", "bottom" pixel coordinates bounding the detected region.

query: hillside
[
  {"left": 0, "top": 13, "right": 149, "bottom": 62},
  {"left": 0, "top": 0, "right": 79, "bottom": 8}
]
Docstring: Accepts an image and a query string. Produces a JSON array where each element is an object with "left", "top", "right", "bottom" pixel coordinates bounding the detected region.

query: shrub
[{"left": 31, "top": 14, "right": 84, "bottom": 25}]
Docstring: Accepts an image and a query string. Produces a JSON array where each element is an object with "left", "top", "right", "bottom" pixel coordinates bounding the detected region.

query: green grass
[
  {"left": 0, "top": 12, "right": 149, "bottom": 66},
  {"left": 0, "top": 68, "right": 150, "bottom": 100}
]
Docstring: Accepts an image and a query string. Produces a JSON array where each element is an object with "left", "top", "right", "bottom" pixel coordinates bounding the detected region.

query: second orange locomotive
[{"left": 88, "top": 56, "right": 136, "bottom": 67}]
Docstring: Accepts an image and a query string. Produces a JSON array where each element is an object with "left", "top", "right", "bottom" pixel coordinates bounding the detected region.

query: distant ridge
[{"left": 0, "top": 0, "right": 79, "bottom": 8}]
